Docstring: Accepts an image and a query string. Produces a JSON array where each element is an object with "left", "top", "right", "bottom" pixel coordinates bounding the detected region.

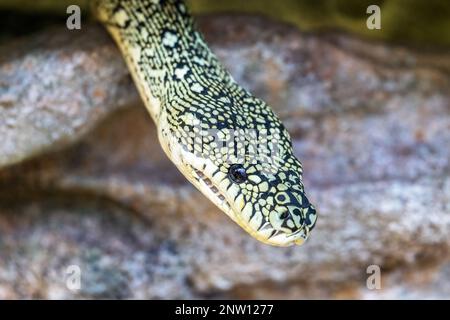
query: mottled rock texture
[
  {"left": 0, "top": 15, "right": 449, "bottom": 299},
  {"left": 0, "top": 26, "right": 139, "bottom": 167}
]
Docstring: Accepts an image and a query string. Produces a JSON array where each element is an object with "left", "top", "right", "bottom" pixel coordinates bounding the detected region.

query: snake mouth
[
  {"left": 192, "top": 168, "right": 231, "bottom": 212},
  {"left": 285, "top": 227, "right": 309, "bottom": 246},
  {"left": 191, "top": 167, "right": 309, "bottom": 246}
]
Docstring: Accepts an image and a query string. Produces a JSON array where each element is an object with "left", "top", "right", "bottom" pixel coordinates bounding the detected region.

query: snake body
[{"left": 94, "top": 0, "right": 317, "bottom": 246}]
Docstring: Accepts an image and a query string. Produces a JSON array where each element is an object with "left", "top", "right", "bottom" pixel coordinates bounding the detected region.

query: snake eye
[{"left": 228, "top": 164, "right": 247, "bottom": 184}]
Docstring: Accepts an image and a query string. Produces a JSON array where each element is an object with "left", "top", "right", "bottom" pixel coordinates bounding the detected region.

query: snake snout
[
  {"left": 303, "top": 203, "right": 318, "bottom": 231},
  {"left": 265, "top": 189, "right": 318, "bottom": 245}
]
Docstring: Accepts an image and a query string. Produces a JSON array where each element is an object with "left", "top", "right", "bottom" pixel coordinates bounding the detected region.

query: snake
[{"left": 92, "top": 0, "right": 317, "bottom": 246}]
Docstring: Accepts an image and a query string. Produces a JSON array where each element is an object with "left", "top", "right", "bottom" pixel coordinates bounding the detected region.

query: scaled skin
[{"left": 94, "top": 0, "right": 317, "bottom": 246}]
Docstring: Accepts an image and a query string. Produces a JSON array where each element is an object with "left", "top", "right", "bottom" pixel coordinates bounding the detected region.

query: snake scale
[{"left": 93, "top": 0, "right": 317, "bottom": 246}]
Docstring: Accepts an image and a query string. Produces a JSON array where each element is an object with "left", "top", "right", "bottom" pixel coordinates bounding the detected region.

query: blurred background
[{"left": 0, "top": 0, "right": 449, "bottom": 299}]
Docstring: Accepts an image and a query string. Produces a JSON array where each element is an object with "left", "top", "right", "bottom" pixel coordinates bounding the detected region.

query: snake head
[
  {"left": 170, "top": 112, "right": 318, "bottom": 247},
  {"left": 186, "top": 154, "right": 317, "bottom": 247},
  {"left": 222, "top": 157, "right": 317, "bottom": 247}
]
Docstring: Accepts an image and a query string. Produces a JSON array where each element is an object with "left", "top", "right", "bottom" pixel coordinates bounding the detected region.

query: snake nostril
[
  {"left": 301, "top": 194, "right": 310, "bottom": 207},
  {"left": 280, "top": 211, "right": 289, "bottom": 219}
]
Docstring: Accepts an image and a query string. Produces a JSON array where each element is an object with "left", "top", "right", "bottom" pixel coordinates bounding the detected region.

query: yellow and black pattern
[{"left": 94, "top": 0, "right": 317, "bottom": 246}]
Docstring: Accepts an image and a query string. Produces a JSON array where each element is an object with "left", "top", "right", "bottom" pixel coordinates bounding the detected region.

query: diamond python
[{"left": 93, "top": 0, "right": 317, "bottom": 246}]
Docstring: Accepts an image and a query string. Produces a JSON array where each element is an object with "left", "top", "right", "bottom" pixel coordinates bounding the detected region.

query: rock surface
[
  {"left": 0, "top": 26, "right": 139, "bottom": 167},
  {"left": 0, "top": 15, "right": 449, "bottom": 299}
]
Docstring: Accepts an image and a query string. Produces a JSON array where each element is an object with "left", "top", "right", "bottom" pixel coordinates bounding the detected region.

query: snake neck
[{"left": 94, "top": 0, "right": 235, "bottom": 122}]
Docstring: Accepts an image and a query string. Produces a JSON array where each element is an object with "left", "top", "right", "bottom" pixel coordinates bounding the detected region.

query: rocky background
[{"left": 0, "top": 10, "right": 450, "bottom": 299}]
